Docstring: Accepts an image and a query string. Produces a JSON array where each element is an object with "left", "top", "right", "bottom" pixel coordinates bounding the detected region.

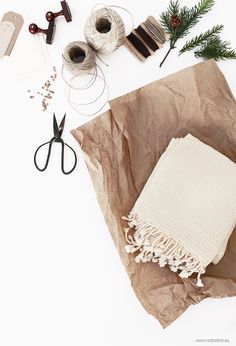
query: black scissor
[{"left": 34, "top": 113, "right": 77, "bottom": 175}]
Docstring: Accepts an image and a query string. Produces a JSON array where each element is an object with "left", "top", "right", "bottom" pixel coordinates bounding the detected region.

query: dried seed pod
[{"left": 170, "top": 15, "right": 181, "bottom": 29}]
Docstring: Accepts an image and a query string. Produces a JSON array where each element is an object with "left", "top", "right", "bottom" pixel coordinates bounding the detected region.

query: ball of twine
[
  {"left": 62, "top": 41, "right": 96, "bottom": 75},
  {"left": 84, "top": 8, "right": 125, "bottom": 54}
]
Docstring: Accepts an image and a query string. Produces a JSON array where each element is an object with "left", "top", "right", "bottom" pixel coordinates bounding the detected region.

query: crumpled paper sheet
[{"left": 72, "top": 60, "right": 236, "bottom": 328}]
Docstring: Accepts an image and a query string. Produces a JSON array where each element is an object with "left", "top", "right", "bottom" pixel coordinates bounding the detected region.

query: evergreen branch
[
  {"left": 168, "top": 0, "right": 180, "bottom": 16},
  {"left": 194, "top": 0, "right": 215, "bottom": 18},
  {"left": 179, "top": 24, "right": 223, "bottom": 54},
  {"left": 169, "top": 6, "right": 189, "bottom": 41},
  {"left": 174, "top": 0, "right": 215, "bottom": 40},
  {"left": 194, "top": 36, "right": 236, "bottom": 60},
  {"left": 159, "top": 0, "right": 215, "bottom": 67},
  {"left": 160, "top": 12, "right": 173, "bottom": 33},
  {"left": 160, "top": 0, "right": 180, "bottom": 34}
]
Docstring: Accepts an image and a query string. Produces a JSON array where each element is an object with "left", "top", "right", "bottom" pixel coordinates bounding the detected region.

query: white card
[{"left": 0, "top": 20, "right": 15, "bottom": 57}]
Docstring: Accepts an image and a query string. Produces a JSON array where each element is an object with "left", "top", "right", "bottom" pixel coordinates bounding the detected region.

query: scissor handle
[
  {"left": 34, "top": 138, "right": 77, "bottom": 175},
  {"left": 61, "top": 141, "right": 77, "bottom": 175},
  {"left": 34, "top": 139, "right": 54, "bottom": 172}
]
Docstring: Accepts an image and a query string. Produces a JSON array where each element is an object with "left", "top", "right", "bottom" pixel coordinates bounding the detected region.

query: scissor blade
[
  {"left": 59, "top": 114, "right": 66, "bottom": 137},
  {"left": 53, "top": 113, "right": 60, "bottom": 138}
]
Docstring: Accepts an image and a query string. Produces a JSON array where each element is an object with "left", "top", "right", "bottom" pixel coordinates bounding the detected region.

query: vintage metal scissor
[{"left": 34, "top": 113, "right": 77, "bottom": 175}]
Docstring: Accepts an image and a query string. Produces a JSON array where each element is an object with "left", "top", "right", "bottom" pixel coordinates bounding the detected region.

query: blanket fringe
[{"left": 122, "top": 213, "right": 205, "bottom": 288}]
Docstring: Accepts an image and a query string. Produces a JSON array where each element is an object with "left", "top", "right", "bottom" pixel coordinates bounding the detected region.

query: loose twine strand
[{"left": 64, "top": 65, "right": 109, "bottom": 117}]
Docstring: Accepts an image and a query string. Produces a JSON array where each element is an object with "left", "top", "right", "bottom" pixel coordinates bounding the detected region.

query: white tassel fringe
[{"left": 123, "top": 213, "right": 205, "bottom": 288}]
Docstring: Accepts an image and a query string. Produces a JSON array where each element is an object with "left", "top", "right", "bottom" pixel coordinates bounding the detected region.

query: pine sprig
[
  {"left": 160, "top": 0, "right": 181, "bottom": 34},
  {"left": 179, "top": 24, "right": 223, "bottom": 54},
  {"left": 168, "top": 0, "right": 180, "bottom": 17},
  {"left": 195, "top": 36, "right": 236, "bottom": 60},
  {"left": 159, "top": 0, "right": 215, "bottom": 67},
  {"left": 188, "top": 0, "right": 215, "bottom": 28},
  {"left": 173, "top": 0, "right": 215, "bottom": 40}
]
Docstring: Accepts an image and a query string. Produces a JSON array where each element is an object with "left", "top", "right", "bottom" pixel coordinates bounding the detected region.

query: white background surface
[{"left": 0, "top": 0, "right": 236, "bottom": 345}]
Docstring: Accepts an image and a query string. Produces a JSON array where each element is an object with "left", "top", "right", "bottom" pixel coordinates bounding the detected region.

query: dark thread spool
[
  {"left": 69, "top": 47, "right": 86, "bottom": 63},
  {"left": 95, "top": 18, "right": 111, "bottom": 33},
  {"left": 126, "top": 32, "right": 151, "bottom": 59},
  {"left": 135, "top": 26, "right": 159, "bottom": 52}
]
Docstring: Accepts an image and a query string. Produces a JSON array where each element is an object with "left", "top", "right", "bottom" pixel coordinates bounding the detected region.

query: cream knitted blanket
[{"left": 123, "top": 134, "right": 236, "bottom": 287}]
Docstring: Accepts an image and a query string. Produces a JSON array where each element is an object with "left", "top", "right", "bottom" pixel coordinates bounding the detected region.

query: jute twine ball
[
  {"left": 84, "top": 8, "right": 125, "bottom": 54},
  {"left": 62, "top": 41, "right": 96, "bottom": 75}
]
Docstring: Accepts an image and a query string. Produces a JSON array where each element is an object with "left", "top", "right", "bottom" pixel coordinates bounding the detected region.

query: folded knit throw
[{"left": 123, "top": 134, "right": 236, "bottom": 287}]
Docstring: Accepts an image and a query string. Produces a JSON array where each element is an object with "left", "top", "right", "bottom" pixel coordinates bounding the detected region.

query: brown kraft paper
[{"left": 72, "top": 60, "right": 236, "bottom": 328}]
